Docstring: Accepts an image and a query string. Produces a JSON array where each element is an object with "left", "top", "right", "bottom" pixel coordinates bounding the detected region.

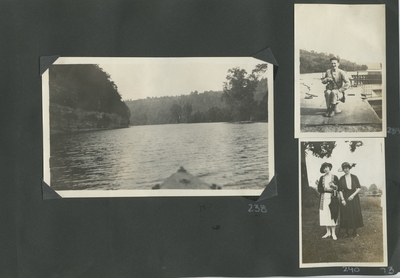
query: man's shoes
[
  {"left": 340, "top": 93, "right": 346, "bottom": 103},
  {"left": 329, "top": 111, "right": 335, "bottom": 117}
]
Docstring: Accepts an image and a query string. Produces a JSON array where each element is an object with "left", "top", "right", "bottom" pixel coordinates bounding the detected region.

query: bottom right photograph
[{"left": 299, "top": 138, "right": 387, "bottom": 268}]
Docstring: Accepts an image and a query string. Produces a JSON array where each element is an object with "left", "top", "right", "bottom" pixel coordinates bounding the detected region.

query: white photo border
[
  {"left": 42, "top": 57, "right": 275, "bottom": 198},
  {"left": 294, "top": 4, "right": 387, "bottom": 138},
  {"left": 298, "top": 137, "right": 388, "bottom": 268}
]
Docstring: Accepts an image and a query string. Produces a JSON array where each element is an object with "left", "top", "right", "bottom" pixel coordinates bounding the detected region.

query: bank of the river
[{"left": 50, "top": 104, "right": 130, "bottom": 134}]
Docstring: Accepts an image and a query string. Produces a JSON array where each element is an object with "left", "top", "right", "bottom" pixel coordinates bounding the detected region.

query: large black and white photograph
[
  {"left": 295, "top": 4, "right": 386, "bottom": 138},
  {"left": 299, "top": 138, "right": 387, "bottom": 267},
  {"left": 42, "top": 57, "right": 274, "bottom": 198}
]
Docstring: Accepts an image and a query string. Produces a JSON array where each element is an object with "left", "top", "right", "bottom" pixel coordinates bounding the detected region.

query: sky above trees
[
  {"left": 295, "top": 4, "right": 385, "bottom": 64},
  {"left": 94, "top": 57, "right": 267, "bottom": 101}
]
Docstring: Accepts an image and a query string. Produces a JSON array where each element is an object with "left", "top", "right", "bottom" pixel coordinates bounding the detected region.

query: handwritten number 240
[{"left": 343, "top": 267, "right": 360, "bottom": 273}]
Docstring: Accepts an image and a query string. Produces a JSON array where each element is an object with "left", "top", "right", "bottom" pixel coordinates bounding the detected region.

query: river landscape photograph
[{"left": 42, "top": 57, "right": 274, "bottom": 197}]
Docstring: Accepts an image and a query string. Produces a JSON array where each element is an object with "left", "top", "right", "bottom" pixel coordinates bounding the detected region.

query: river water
[{"left": 50, "top": 122, "right": 269, "bottom": 190}]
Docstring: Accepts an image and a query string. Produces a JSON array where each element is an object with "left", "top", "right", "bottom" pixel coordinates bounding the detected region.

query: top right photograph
[{"left": 294, "top": 4, "right": 386, "bottom": 138}]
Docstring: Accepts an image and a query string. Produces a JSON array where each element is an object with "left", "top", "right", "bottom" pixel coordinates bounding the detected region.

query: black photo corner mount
[
  {"left": 40, "top": 55, "right": 60, "bottom": 76},
  {"left": 41, "top": 181, "right": 62, "bottom": 200},
  {"left": 40, "top": 55, "right": 62, "bottom": 200},
  {"left": 242, "top": 47, "right": 278, "bottom": 203},
  {"left": 379, "top": 0, "right": 398, "bottom": 15},
  {"left": 256, "top": 174, "right": 278, "bottom": 202},
  {"left": 252, "top": 47, "right": 279, "bottom": 78}
]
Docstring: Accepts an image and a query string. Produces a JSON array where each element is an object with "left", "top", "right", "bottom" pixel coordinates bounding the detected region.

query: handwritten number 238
[{"left": 248, "top": 204, "right": 267, "bottom": 213}]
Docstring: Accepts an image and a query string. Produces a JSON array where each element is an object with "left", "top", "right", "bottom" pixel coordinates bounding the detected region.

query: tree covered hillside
[
  {"left": 300, "top": 49, "right": 368, "bottom": 74},
  {"left": 125, "top": 90, "right": 230, "bottom": 125},
  {"left": 125, "top": 64, "right": 268, "bottom": 125},
  {"left": 49, "top": 65, "right": 131, "bottom": 132},
  {"left": 50, "top": 65, "right": 131, "bottom": 119}
]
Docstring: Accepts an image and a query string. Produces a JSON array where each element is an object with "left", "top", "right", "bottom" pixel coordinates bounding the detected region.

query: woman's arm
[
  {"left": 317, "top": 176, "right": 324, "bottom": 193},
  {"left": 332, "top": 175, "right": 339, "bottom": 189},
  {"left": 353, "top": 174, "right": 361, "bottom": 188},
  {"left": 338, "top": 177, "right": 346, "bottom": 205},
  {"left": 348, "top": 188, "right": 361, "bottom": 201},
  {"left": 339, "top": 191, "right": 346, "bottom": 206},
  {"left": 348, "top": 175, "right": 361, "bottom": 200}
]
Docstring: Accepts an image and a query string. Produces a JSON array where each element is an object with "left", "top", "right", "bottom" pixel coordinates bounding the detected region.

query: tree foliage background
[
  {"left": 125, "top": 90, "right": 231, "bottom": 125},
  {"left": 222, "top": 64, "right": 268, "bottom": 121},
  {"left": 126, "top": 64, "right": 269, "bottom": 125},
  {"left": 50, "top": 63, "right": 268, "bottom": 126},
  {"left": 301, "top": 141, "right": 364, "bottom": 208}
]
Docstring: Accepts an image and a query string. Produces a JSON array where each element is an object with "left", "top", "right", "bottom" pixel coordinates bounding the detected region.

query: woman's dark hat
[
  {"left": 338, "top": 162, "right": 356, "bottom": 172},
  {"left": 320, "top": 162, "right": 333, "bottom": 173}
]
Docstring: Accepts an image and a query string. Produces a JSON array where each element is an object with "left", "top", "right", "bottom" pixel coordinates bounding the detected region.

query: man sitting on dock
[{"left": 321, "top": 57, "right": 350, "bottom": 117}]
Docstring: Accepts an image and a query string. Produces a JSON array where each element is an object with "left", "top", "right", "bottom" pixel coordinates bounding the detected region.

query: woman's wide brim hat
[
  {"left": 320, "top": 162, "right": 333, "bottom": 173},
  {"left": 338, "top": 162, "right": 356, "bottom": 172}
]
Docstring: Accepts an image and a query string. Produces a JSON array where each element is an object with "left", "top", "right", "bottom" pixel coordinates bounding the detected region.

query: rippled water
[{"left": 50, "top": 122, "right": 269, "bottom": 190}]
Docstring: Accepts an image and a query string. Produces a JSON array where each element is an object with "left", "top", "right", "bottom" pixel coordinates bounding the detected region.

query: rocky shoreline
[{"left": 50, "top": 104, "right": 130, "bottom": 134}]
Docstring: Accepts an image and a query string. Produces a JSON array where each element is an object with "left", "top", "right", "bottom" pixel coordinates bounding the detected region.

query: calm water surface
[{"left": 51, "top": 122, "right": 269, "bottom": 190}]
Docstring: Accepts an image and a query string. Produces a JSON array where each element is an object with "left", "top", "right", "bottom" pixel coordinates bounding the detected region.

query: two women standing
[{"left": 318, "top": 162, "right": 363, "bottom": 240}]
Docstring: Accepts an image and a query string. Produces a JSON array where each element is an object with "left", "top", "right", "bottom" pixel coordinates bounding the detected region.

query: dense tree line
[
  {"left": 300, "top": 49, "right": 368, "bottom": 74},
  {"left": 126, "top": 64, "right": 269, "bottom": 125},
  {"left": 126, "top": 91, "right": 231, "bottom": 125},
  {"left": 49, "top": 64, "right": 131, "bottom": 121}
]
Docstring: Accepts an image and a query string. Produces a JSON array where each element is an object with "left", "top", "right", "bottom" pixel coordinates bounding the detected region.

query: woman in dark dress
[{"left": 338, "top": 162, "right": 364, "bottom": 237}]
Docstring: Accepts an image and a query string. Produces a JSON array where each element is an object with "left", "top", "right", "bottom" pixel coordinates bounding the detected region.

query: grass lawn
[{"left": 302, "top": 196, "right": 384, "bottom": 264}]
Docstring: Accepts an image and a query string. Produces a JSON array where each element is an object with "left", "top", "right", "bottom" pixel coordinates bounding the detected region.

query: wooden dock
[{"left": 300, "top": 79, "right": 382, "bottom": 126}]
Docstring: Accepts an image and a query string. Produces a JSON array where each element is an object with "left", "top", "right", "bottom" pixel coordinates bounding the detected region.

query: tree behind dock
[{"left": 300, "top": 49, "right": 368, "bottom": 74}]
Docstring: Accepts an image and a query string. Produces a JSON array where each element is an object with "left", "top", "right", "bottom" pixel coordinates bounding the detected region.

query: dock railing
[{"left": 351, "top": 71, "right": 382, "bottom": 87}]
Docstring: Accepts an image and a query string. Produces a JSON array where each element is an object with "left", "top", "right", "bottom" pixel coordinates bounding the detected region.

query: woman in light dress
[{"left": 317, "top": 162, "right": 340, "bottom": 240}]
